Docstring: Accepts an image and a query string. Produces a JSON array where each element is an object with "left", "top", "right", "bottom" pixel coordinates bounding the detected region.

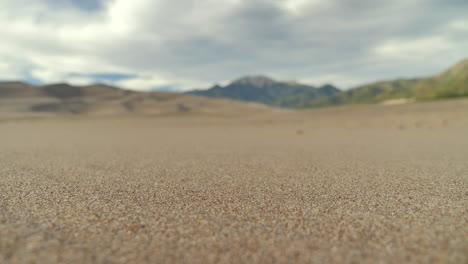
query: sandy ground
[{"left": 1, "top": 99, "right": 467, "bottom": 263}]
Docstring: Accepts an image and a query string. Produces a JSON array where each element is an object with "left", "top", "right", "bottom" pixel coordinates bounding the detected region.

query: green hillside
[
  {"left": 305, "top": 58, "right": 468, "bottom": 107},
  {"left": 412, "top": 58, "right": 468, "bottom": 99}
]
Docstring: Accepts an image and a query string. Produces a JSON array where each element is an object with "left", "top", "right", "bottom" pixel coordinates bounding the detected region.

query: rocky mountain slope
[{"left": 187, "top": 76, "right": 339, "bottom": 107}]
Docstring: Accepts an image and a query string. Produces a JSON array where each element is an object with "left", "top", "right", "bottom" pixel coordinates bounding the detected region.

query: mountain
[
  {"left": 3, "top": 58, "right": 466, "bottom": 115},
  {"left": 411, "top": 58, "right": 468, "bottom": 99},
  {"left": 0, "top": 82, "right": 269, "bottom": 117},
  {"left": 187, "top": 76, "right": 340, "bottom": 107},
  {"left": 304, "top": 58, "right": 468, "bottom": 107}
]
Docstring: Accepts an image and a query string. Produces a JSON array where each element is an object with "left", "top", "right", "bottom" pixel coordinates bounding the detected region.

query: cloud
[
  {"left": 0, "top": 0, "right": 467, "bottom": 90},
  {"left": 373, "top": 37, "right": 454, "bottom": 59}
]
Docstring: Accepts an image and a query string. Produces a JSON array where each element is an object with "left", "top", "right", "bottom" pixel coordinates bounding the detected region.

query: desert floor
[{"left": 1, "top": 99, "right": 467, "bottom": 263}]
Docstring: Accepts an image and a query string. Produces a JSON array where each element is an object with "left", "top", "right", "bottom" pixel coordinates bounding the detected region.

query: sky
[{"left": 0, "top": 0, "right": 467, "bottom": 91}]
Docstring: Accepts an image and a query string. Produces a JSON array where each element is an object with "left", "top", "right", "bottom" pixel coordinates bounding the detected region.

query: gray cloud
[{"left": 0, "top": 0, "right": 467, "bottom": 90}]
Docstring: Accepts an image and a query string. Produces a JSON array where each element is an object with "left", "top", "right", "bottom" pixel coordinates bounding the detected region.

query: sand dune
[
  {"left": 0, "top": 99, "right": 467, "bottom": 263},
  {"left": 0, "top": 82, "right": 270, "bottom": 117}
]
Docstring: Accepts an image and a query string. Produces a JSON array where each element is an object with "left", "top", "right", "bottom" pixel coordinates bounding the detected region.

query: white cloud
[
  {"left": 115, "top": 74, "right": 212, "bottom": 91},
  {"left": 0, "top": 0, "right": 467, "bottom": 90},
  {"left": 63, "top": 76, "right": 97, "bottom": 86},
  {"left": 448, "top": 19, "right": 468, "bottom": 31},
  {"left": 116, "top": 75, "right": 171, "bottom": 91},
  {"left": 373, "top": 36, "right": 453, "bottom": 59},
  {"left": 283, "top": 0, "right": 328, "bottom": 15}
]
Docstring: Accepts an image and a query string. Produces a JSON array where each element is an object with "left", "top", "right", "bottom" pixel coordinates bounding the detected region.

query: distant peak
[
  {"left": 458, "top": 57, "right": 468, "bottom": 64},
  {"left": 41, "top": 82, "right": 73, "bottom": 88},
  {"left": 453, "top": 57, "right": 468, "bottom": 69},
  {"left": 320, "top": 84, "right": 338, "bottom": 89},
  {"left": 0, "top": 81, "right": 31, "bottom": 86},
  {"left": 83, "top": 83, "right": 119, "bottom": 89},
  {"left": 0, "top": 81, "right": 25, "bottom": 84},
  {"left": 440, "top": 57, "right": 468, "bottom": 76},
  {"left": 231, "top": 75, "right": 276, "bottom": 87}
]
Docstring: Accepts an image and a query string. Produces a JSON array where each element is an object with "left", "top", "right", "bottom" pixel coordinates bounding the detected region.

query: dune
[
  {"left": 380, "top": 98, "right": 415, "bottom": 105},
  {"left": 0, "top": 82, "right": 270, "bottom": 118},
  {"left": 0, "top": 98, "right": 467, "bottom": 263}
]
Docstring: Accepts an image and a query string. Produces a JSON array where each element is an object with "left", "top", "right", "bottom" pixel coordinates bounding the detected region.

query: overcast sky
[{"left": 1, "top": 0, "right": 467, "bottom": 91}]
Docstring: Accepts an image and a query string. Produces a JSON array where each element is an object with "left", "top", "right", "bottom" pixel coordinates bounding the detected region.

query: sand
[{"left": 1, "top": 99, "right": 467, "bottom": 263}]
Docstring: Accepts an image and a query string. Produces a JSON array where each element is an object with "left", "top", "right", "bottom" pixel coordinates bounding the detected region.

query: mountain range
[
  {"left": 1, "top": 58, "right": 467, "bottom": 115},
  {"left": 189, "top": 58, "right": 468, "bottom": 108},
  {"left": 187, "top": 76, "right": 340, "bottom": 107}
]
